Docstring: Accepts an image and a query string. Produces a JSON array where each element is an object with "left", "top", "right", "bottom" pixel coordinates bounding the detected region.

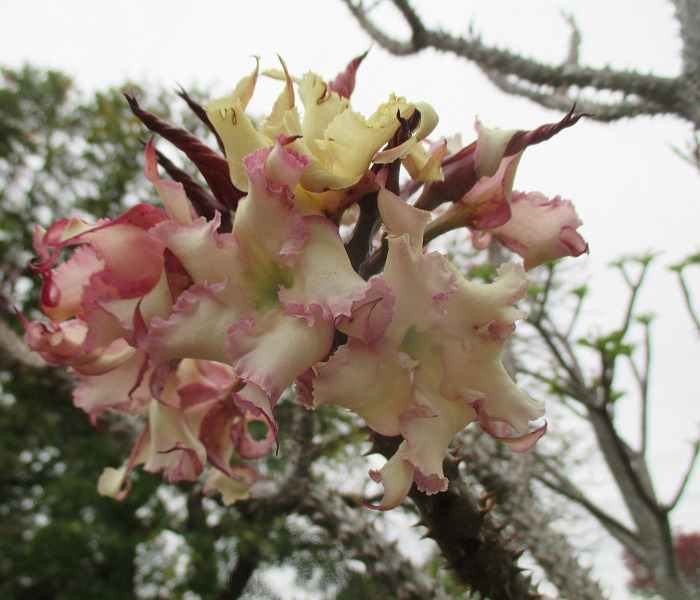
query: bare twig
[
  {"left": 341, "top": 0, "right": 700, "bottom": 127},
  {"left": 663, "top": 436, "right": 700, "bottom": 512}
]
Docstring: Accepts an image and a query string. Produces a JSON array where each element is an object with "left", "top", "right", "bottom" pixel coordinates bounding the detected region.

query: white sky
[{"left": 2, "top": 1, "right": 699, "bottom": 598}]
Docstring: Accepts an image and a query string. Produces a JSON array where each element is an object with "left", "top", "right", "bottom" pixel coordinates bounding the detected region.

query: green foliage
[{"left": 578, "top": 330, "right": 635, "bottom": 359}]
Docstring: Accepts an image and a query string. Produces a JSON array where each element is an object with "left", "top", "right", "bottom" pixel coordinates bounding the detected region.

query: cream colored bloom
[{"left": 204, "top": 57, "right": 440, "bottom": 204}]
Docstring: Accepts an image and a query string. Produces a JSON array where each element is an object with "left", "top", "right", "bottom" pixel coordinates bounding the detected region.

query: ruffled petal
[
  {"left": 312, "top": 338, "right": 416, "bottom": 436},
  {"left": 225, "top": 308, "right": 334, "bottom": 401},
  {"left": 481, "top": 420, "right": 547, "bottom": 453},
  {"left": 146, "top": 279, "right": 253, "bottom": 365},
  {"left": 235, "top": 144, "right": 310, "bottom": 272},
  {"left": 443, "top": 340, "right": 545, "bottom": 435},
  {"left": 382, "top": 234, "right": 456, "bottom": 340},
  {"left": 336, "top": 277, "right": 395, "bottom": 346},
  {"left": 151, "top": 212, "right": 242, "bottom": 285},
  {"left": 399, "top": 372, "right": 478, "bottom": 494},
  {"left": 444, "top": 262, "right": 529, "bottom": 350},
  {"left": 304, "top": 97, "right": 433, "bottom": 192},
  {"left": 72, "top": 347, "right": 148, "bottom": 419},
  {"left": 231, "top": 411, "right": 275, "bottom": 460},
  {"left": 40, "top": 245, "right": 104, "bottom": 321},
  {"left": 279, "top": 215, "right": 371, "bottom": 325},
  {"left": 232, "top": 382, "right": 278, "bottom": 447}
]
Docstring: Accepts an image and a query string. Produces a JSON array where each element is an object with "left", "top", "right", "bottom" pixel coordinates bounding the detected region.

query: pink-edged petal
[
  {"left": 72, "top": 348, "right": 149, "bottom": 420},
  {"left": 279, "top": 215, "right": 371, "bottom": 325},
  {"left": 444, "top": 262, "right": 529, "bottom": 350},
  {"left": 204, "top": 465, "right": 258, "bottom": 506},
  {"left": 198, "top": 399, "right": 239, "bottom": 476},
  {"left": 382, "top": 234, "right": 456, "bottom": 339},
  {"left": 24, "top": 319, "right": 88, "bottom": 366},
  {"left": 72, "top": 337, "right": 137, "bottom": 377},
  {"left": 365, "top": 442, "right": 415, "bottom": 511},
  {"left": 312, "top": 338, "right": 416, "bottom": 437},
  {"left": 136, "top": 269, "right": 174, "bottom": 325},
  {"left": 144, "top": 139, "right": 193, "bottom": 224},
  {"left": 151, "top": 212, "right": 242, "bottom": 285},
  {"left": 235, "top": 144, "right": 310, "bottom": 269},
  {"left": 143, "top": 397, "right": 207, "bottom": 483},
  {"left": 226, "top": 308, "right": 334, "bottom": 401},
  {"left": 490, "top": 191, "right": 588, "bottom": 270},
  {"left": 80, "top": 292, "right": 134, "bottom": 354},
  {"left": 231, "top": 412, "right": 275, "bottom": 460},
  {"left": 233, "top": 382, "right": 278, "bottom": 448},
  {"left": 146, "top": 279, "right": 253, "bottom": 365},
  {"left": 336, "top": 277, "right": 395, "bottom": 346},
  {"left": 399, "top": 374, "right": 478, "bottom": 494},
  {"left": 78, "top": 221, "right": 165, "bottom": 298},
  {"left": 40, "top": 245, "right": 104, "bottom": 321},
  {"left": 442, "top": 340, "right": 545, "bottom": 435},
  {"left": 176, "top": 359, "right": 237, "bottom": 408},
  {"left": 426, "top": 153, "right": 520, "bottom": 236}
]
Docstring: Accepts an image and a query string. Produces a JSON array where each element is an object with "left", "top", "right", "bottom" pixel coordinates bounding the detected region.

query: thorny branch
[
  {"left": 341, "top": 0, "right": 700, "bottom": 128},
  {"left": 455, "top": 430, "right": 608, "bottom": 600}
]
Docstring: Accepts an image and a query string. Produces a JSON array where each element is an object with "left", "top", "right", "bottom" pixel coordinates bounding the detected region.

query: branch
[
  {"left": 342, "top": 0, "right": 700, "bottom": 127},
  {"left": 371, "top": 433, "right": 540, "bottom": 600},
  {"left": 457, "top": 432, "right": 608, "bottom": 600},
  {"left": 533, "top": 451, "right": 643, "bottom": 558},
  {"left": 672, "top": 256, "right": 700, "bottom": 334},
  {"left": 663, "top": 435, "right": 700, "bottom": 512}
]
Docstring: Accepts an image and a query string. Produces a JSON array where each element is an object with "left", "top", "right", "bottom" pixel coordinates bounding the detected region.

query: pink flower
[
  {"left": 23, "top": 200, "right": 174, "bottom": 420},
  {"left": 143, "top": 140, "right": 376, "bottom": 442},
  {"left": 420, "top": 111, "right": 588, "bottom": 269},
  {"left": 204, "top": 56, "right": 439, "bottom": 198},
  {"left": 97, "top": 359, "right": 273, "bottom": 504},
  {"left": 310, "top": 188, "right": 546, "bottom": 510}
]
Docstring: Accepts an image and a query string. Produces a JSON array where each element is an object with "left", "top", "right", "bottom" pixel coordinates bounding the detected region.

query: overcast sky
[{"left": 2, "top": 1, "right": 698, "bottom": 597}]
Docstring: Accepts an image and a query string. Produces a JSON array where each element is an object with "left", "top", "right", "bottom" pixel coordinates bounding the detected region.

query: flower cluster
[{"left": 23, "top": 55, "right": 587, "bottom": 509}]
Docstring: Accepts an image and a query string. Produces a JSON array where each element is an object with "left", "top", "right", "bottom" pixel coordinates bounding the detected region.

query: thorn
[{"left": 477, "top": 492, "right": 497, "bottom": 514}]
